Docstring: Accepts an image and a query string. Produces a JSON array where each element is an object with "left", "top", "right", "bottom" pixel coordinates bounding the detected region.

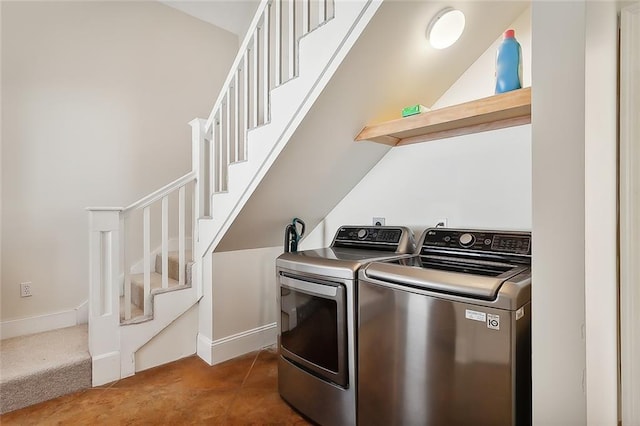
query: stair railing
[
  {"left": 198, "top": 0, "right": 335, "bottom": 215},
  {"left": 87, "top": 0, "right": 336, "bottom": 381},
  {"left": 88, "top": 171, "right": 195, "bottom": 323}
]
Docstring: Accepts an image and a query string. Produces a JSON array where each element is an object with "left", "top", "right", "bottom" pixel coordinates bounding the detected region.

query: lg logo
[{"left": 487, "top": 314, "right": 500, "bottom": 330}]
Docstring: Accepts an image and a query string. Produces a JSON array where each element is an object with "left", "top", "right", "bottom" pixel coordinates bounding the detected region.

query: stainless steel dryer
[
  {"left": 358, "top": 227, "right": 532, "bottom": 426},
  {"left": 276, "top": 226, "right": 415, "bottom": 426}
]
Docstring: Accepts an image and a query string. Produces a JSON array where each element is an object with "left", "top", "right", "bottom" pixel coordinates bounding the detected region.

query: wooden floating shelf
[{"left": 355, "top": 87, "right": 531, "bottom": 146}]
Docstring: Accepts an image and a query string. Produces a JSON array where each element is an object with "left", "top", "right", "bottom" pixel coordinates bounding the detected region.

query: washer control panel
[{"left": 422, "top": 228, "right": 531, "bottom": 256}]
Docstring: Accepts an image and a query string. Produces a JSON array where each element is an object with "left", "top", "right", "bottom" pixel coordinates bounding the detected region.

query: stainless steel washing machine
[
  {"left": 358, "top": 227, "right": 532, "bottom": 426},
  {"left": 276, "top": 226, "right": 415, "bottom": 426}
]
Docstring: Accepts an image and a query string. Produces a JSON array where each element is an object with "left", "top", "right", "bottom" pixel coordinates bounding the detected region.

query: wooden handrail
[{"left": 123, "top": 171, "right": 196, "bottom": 214}]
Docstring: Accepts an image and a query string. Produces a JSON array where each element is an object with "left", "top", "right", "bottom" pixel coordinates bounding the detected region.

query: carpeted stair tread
[
  {"left": 129, "top": 272, "right": 184, "bottom": 310},
  {"left": 130, "top": 271, "right": 181, "bottom": 291},
  {"left": 154, "top": 250, "right": 193, "bottom": 283},
  {"left": 119, "top": 295, "right": 144, "bottom": 322},
  {"left": 0, "top": 325, "right": 91, "bottom": 414}
]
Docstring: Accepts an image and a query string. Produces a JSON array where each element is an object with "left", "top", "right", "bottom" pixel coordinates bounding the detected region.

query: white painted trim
[
  {"left": 76, "top": 300, "right": 88, "bottom": 325},
  {"left": 197, "top": 333, "right": 214, "bottom": 365},
  {"left": 620, "top": 3, "right": 640, "bottom": 425},
  {"left": 92, "top": 351, "right": 121, "bottom": 386},
  {"left": 0, "top": 300, "right": 89, "bottom": 340},
  {"left": 197, "top": 323, "right": 277, "bottom": 366},
  {"left": 584, "top": 2, "right": 618, "bottom": 424}
]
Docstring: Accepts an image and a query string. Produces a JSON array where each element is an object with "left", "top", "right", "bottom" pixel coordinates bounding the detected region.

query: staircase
[
  {"left": 87, "top": 0, "right": 382, "bottom": 386},
  {"left": 122, "top": 251, "right": 193, "bottom": 323}
]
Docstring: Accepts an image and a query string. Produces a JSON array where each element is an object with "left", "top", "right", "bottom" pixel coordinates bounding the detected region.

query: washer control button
[
  {"left": 484, "top": 238, "right": 492, "bottom": 245},
  {"left": 459, "top": 233, "right": 475, "bottom": 247},
  {"left": 357, "top": 229, "right": 368, "bottom": 239}
]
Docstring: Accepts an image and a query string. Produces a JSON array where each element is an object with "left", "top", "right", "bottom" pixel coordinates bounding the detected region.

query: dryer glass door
[{"left": 279, "top": 274, "right": 347, "bottom": 387}]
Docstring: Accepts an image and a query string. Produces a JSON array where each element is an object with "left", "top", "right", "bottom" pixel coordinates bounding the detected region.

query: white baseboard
[
  {"left": 197, "top": 323, "right": 277, "bottom": 366},
  {"left": 0, "top": 300, "right": 89, "bottom": 340},
  {"left": 197, "top": 333, "right": 214, "bottom": 365},
  {"left": 92, "top": 351, "right": 121, "bottom": 386}
]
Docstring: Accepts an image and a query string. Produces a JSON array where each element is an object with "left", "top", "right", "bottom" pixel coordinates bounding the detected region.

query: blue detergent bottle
[{"left": 495, "top": 29, "right": 522, "bottom": 94}]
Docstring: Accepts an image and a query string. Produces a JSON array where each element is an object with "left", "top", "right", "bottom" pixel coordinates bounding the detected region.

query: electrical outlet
[
  {"left": 372, "top": 217, "right": 385, "bottom": 226},
  {"left": 435, "top": 218, "right": 448, "bottom": 228},
  {"left": 20, "top": 282, "right": 33, "bottom": 297}
]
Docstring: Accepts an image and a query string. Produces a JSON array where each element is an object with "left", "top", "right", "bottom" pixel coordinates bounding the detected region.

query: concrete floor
[{"left": 0, "top": 348, "right": 312, "bottom": 425}]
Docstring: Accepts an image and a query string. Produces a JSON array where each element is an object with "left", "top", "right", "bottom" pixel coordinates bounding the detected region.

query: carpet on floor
[{"left": 0, "top": 324, "right": 91, "bottom": 414}]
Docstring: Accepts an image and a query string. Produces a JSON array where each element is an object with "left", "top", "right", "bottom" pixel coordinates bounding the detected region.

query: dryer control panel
[
  {"left": 332, "top": 226, "right": 415, "bottom": 253},
  {"left": 335, "top": 226, "right": 402, "bottom": 243}
]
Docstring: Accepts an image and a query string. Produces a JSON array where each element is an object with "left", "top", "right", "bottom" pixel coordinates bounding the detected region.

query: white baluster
[
  {"left": 252, "top": 32, "right": 259, "bottom": 128},
  {"left": 143, "top": 206, "right": 151, "bottom": 316},
  {"left": 288, "top": 0, "right": 296, "bottom": 78},
  {"left": 234, "top": 72, "right": 240, "bottom": 163},
  {"left": 219, "top": 108, "right": 226, "bottom": 191},
  {"left": 211, "top": 117, "right": 218, "bottom": 196},
  {"left": 226, "top": 88, "right": 232, "bottom": 163},
  {"left": 275, "top": 0, "right": 282, "bottom": 86},
  {"left": 178, "top": 185, "right": 185, "bottom": 286},
  {"left": 319, "top": 0, "right": 326, "bottom": 24},
  {"left": 161, "top": 196, "right": 169, "bottom": 289},
  {"left": 262, "top": 6, "right": 270, "bottom": 124},
  {"left": 302, "top": 0, "right": 310, "bottom": 35},
  {"left": 242, "top": 52, "right": 249, "bottom": 160}
]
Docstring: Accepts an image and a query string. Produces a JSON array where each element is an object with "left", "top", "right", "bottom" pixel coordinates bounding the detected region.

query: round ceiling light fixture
[{"left": 426, "top": 8, "right": 466, "bottom": 50}]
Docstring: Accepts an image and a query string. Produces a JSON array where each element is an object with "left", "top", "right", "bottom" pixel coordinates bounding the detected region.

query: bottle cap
[{"left": 504, "top": 29, "right": 515, "bottom": 38}]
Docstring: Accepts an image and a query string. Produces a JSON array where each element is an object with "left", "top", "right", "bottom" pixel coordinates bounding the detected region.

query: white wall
[
  {"left": 303, "top": 7, "right": 532, "bottom": 249},
  {"left": 620, "top": 4, "right": 640, "bottom": 424},
  {"left": 1, "top": 2, "right": 238, "bottom": 323},
  {"left": 584, "top": 2, "right": 619, "bottom": 424},
  {"left": 211, "top": 246, "right": 280, "bottom": 339},
  {"left": 196, "top": 246, "right": 280, "bottom": 363},
  {"left": 531, "top": 2, "right": 587, "bottom": 424},
  {"left": 531, "top": 1, "right": 620, "bottom": 423},
  {"left": 302, "top": 125, "right": 532, "bottom": 248}
]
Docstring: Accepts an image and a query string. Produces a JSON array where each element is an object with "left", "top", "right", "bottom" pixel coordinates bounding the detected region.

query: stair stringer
[
  {"left": 119, "top": 279, "right": 200, "bottom": 379},
  {"left": 195, "top": 0, "right": 383, "bottom": 260}
]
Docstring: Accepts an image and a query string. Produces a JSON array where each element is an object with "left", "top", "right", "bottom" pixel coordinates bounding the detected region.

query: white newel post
[
  {"left": 87, "top": 207, "right": 123, "bottom": 386},
  {"left": 189, "top": 118, "right": 215, "bottom": 364},
  {"left": 190, "top": 117, "right": 215, "bottom": 364}
]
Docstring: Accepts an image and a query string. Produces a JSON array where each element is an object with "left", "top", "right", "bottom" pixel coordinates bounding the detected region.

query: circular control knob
[
  {"left": 459, "top": 233, "right": 475, "bottom": 247},
  {"left": 357, "top": 229, "right": 368, "bottom": 239}
]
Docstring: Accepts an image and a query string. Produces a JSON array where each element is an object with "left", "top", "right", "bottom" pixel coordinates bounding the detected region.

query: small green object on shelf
[{"left": 402, "top": 104, "right": 429, "bottom": 117}]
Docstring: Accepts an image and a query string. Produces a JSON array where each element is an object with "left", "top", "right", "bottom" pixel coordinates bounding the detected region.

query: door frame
[{"left": 619, "top": 3, "right": 640, "bottom": 424}]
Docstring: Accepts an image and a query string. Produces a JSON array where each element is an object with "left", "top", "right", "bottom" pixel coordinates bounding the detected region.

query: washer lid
[{"left": 362, "top": 258, "right": 527, "bottom": 300}]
